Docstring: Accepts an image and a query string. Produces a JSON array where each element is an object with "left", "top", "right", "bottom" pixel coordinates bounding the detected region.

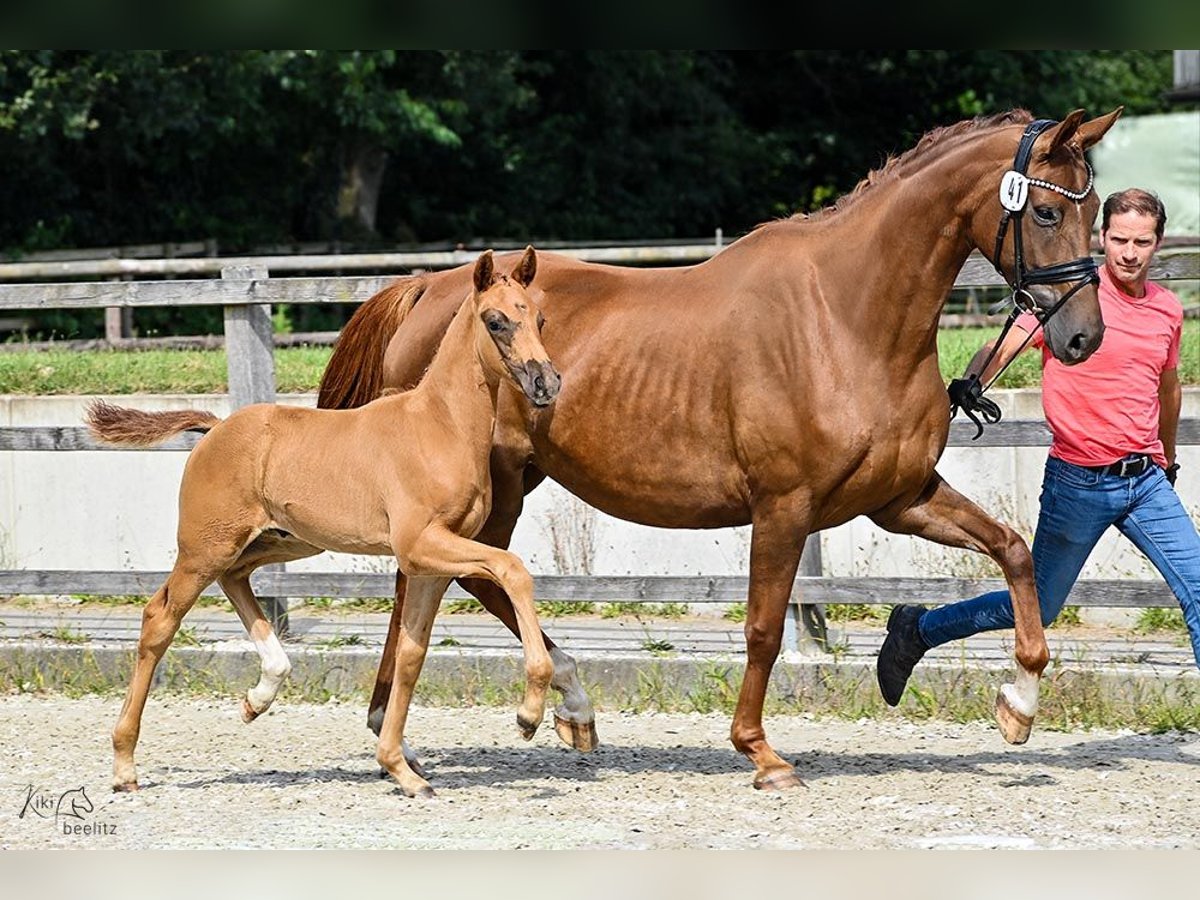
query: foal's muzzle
[{"left": 517, "top": 360, "right": 561, "bottom": 407}]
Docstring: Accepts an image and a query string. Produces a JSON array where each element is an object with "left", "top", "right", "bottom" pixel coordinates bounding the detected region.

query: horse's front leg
[
  {"left": 367, "top": 461, "right": 596, "bottom": 752},
  {"left": 374, "top": 575, "right": 450, "bottom": 798},
  {"left": 732, "top": 496, "right": 811, "bottom": 790},
  {"left": 872, "top": 472, "right": 1049, "bottom": 743}
]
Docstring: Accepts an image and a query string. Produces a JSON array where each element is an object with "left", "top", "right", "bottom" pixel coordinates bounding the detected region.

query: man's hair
[{"left": 1102, "top": 188, "right": 1167, "bottom": 240}]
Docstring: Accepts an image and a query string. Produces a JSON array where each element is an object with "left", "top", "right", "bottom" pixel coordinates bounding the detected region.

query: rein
[{"left": 949, "top": 118, "right": 1100, "bottom": 439}]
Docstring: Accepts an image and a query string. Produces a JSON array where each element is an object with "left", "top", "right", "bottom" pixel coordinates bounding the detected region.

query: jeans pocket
[{"left": 1048, "top": 458, "right": 1101, "bottom": 489}]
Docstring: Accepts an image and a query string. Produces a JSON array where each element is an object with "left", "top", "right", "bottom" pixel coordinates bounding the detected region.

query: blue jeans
[{"left": 918, "top": 455, "right": 1200, "bottom": 669}]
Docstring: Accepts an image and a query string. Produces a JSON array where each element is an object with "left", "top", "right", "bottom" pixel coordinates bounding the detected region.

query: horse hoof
[
  {"left": 753, "top": 768, "right": 806, "bottom": 791},
  {"left": 113, "top": 781, "right": 139, "bottom": 793},
  {"left": 554, "top": 714, "right": 599, "bottom": 752},
  {"left": 241, "top": 698, "right": 261, "bottom": 724},
  {"left": 517, "top": 713, "right": 540, "bottom": 741},
  {"left": 996, "top": 690, "right": 1034, "bottom": 745}
]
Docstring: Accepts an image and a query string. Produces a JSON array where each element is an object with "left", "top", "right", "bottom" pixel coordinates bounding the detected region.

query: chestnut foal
[{"left": 88, "top": 247, "right": 560, "bottom": 798}]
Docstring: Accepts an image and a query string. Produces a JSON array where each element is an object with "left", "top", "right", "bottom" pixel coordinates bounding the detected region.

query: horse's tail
[
  {"left": 85, "top": 400, "right": 221, "bottom": 447},
  {"left": 317, "top": 277, "right": 426, "bottom": 410}
]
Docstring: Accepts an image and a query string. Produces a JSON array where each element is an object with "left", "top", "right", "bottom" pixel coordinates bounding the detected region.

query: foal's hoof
[
  {"left": 554, "top": 714, "right": 599, "bottom": 752},
  {"left": 996, "top": 688, "right": 1034, "bottom": 745},
  {"left": 753, "top": 768, "right": 807, "bottom": 791},
  {"left": 517, "top": 713, "right": 541, "bottom": 741},
  {"left": 241, "top": 698, "right": 262, "bottom": 724},
  {"left": 397, "top": 783, "right": 436, "bottom": 800},
  {"left": 113, "top": 780, "right": 139, "bottom": 793}
]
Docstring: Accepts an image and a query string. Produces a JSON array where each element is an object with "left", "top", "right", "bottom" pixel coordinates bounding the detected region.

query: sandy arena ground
[{"left": 4, "top": 693, "right": 1199, "bottom": 849}]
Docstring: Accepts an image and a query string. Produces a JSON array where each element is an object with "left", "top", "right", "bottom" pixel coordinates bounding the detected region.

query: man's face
[{"left": 1101, "top": 210, "right": 1161, "bottom": 295}]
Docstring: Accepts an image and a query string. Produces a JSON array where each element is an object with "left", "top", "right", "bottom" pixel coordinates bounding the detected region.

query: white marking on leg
[
  {"left": 1001, "top": 666, "right": 1040, "bottom": 718},
  {"left": 247, "top": 630, "right": 291, "bottom": 713}
]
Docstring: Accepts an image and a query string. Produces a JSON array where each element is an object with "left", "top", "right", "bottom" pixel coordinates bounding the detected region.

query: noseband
[{"left": 950, "top": 118, "right": 1100, "bottom": 438}]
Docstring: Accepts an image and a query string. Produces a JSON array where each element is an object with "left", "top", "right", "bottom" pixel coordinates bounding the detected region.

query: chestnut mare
[
  {"left": 319, "top": 109, "right": 1121, "bottom": 789},
  {"left": 90, "top": 248, "right": 560, "bottom": 798}
]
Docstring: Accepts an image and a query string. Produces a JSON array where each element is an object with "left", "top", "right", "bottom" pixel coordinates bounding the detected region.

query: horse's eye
[
  {"left": 487, "top": 319, "right": 504, "bottom": 333},
  {"left": 1033, "top": 206, "right": 1060, "bottom": 226}
]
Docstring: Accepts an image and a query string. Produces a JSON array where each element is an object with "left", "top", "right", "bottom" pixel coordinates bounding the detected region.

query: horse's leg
[
  {"left": 871, "top": 472, "right": 1049, "bottom": 744},
  {"left": 398, "top": 524, "right": 555, "bottom": 739},
  {"left": 375, "top": 575, "right": 450, "bottom": 798},
  {"left": 218, "top": 539, "right": 322, "bottom": 723},
  {"left": 112, "top": 561, "right": 215, "bottom": 791},
  {"left": 367, "top": 464, "right": 597, "bottom": 751},
  {"left": 366, "top": 571, "right": 427, "bottom": 777},
  {"left": 732, "top": 497, "right": 811, "bottom": 790},
  {"left": 219, "top": 572, "right": 293, "bottom": 723}
]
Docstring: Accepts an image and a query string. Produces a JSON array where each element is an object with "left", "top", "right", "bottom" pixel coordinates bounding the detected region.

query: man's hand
[
  {"left": 1166, "top": 463, "right": 1180, "bottom": 487},
  {"left": 948, "top": 374, "right": 1002, "bottom": 440}
]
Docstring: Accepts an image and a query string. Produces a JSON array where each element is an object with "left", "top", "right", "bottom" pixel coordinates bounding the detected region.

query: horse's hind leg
[
  {"left": 872, "top": 472, "right": 1049, "bottom": 743},
  {"left": 112, "top": 563, "right": 215, "bottom": 792},
  {"left": 218, "top": 537, "right": 322, "bottom": 722},
  {"left": 375, "top": 575, "right": 450, "bottom": 798},
  {"left": 220, "top": 572, "right": 292, "bottom": 723}
]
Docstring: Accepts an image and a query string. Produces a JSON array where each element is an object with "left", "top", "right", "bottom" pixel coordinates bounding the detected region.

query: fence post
[
  {"left": 783, "top": 533, "right": 831, "bottom": 655},
  {"left": 221, "top": 264, "right": 288, "bottom": 635}
]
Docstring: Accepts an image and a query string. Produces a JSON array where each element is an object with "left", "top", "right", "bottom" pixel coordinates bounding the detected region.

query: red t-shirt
[{"left": 1017, "top": 266, "right": 1182, "bottom": 468}]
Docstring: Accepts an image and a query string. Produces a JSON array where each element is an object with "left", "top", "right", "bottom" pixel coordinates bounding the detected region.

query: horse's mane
[{"left": 766, "top": 109, "right": 1033, "bottom": 229}]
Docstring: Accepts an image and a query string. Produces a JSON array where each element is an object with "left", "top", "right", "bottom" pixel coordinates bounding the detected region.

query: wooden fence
[{"left": 1, "top": 245, "right": 1197, "bottom": 650}]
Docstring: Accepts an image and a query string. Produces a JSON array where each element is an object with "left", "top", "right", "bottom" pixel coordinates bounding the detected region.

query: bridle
[
  {"left": 991, "top": 118, "right": 1098, "bottom": 321},
  {"left": 950, "top": 118, "right": 1100, "bottom": 438}
]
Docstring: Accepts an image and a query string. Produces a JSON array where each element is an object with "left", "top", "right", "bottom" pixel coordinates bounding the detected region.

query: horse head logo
[{"left": 56, "top": 786, "right": 93, "bottom": 821}]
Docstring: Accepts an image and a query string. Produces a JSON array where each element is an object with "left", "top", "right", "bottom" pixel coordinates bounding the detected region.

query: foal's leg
[
  {"left": 375, "top": 576, "right": 450, "bottom": 797},
  {"left": 368, "top": 464, "right": 596, "bottom": 750},
  {"left": 112, "top": 562, "right": 216, "bottom": 791},
  {"left": 732, "top": 496, "right": 811, "bottom": 790},
  {"left": 872, "top": 472, "right": 1049, "bottom": 743},
  {"left": 399, "top": 525, "right": 555, "bottom": 738},
  {"left": 220, "top": 573, "right": 293, "bottom": 723},
  {"left": 219, "top": 538, "right": 322, "bottom": 722},
  {"left": 367, "top": 571, "right": 427, "bottom": 777}
]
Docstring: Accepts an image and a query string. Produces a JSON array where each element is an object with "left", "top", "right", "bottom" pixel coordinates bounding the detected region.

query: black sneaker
[{"left": 876, "top": 604, "right": 929, "bottom": 706}]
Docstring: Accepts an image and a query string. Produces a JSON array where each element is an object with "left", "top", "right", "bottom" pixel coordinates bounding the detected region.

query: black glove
[
  {"left": 948, "top": 374, "right": 1002, "bottom": 441},
  {"left": 1166, "top": 463, "right": 1179, "bottom": 487}
]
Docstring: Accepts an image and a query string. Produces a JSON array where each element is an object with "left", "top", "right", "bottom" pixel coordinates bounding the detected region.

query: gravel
[{"left": 5, "top": 693, "right": 1199, "bottom": 849}]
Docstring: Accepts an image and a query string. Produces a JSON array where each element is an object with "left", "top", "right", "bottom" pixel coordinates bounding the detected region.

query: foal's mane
[{"left": 776, "top": 109, "right": 1033, "bottom": 228}]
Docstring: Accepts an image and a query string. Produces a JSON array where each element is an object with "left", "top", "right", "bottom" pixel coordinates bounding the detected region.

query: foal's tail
[
  {"left": 317, "top": 276, "right": 426, "bottom": 410},
  {"left": 85, "top": 400, "right": 221, "bottom": 447}
]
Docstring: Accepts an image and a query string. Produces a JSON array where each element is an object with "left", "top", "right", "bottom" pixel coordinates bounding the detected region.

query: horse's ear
[
  {"left": 1041, "top": 109, "right": 1088, "bottom": 157},
  {"left": 473, "top": 249, "right": 495, "bottom": 294},
  {"left": 1074, "top": 106, "right": 1124, "bottom": 152},
  {"left": 513, "top": 245, "right": 537, "bottom": 288}
]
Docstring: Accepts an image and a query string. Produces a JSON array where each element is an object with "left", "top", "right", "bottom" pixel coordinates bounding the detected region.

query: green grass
[
  {"left": 601, "top": 601, "right": 689, "bottom": 619},
  {"left": 938, "top": 319, "right": 1199, "bottom": 386},
  {"left": 0, "top": 321, "right": 1194, "bottom": 394},
  {"left": 1135, "top": 608, "right": 1188, "bottom": 634},
  {"left": 0, "top": 346, "right": 333, "bottom": 395}
]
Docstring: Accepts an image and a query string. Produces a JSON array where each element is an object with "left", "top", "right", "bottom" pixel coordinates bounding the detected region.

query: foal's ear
[
  {"left": 1041, "top": 109, "right": 1088, "bottom": 158},
  {"left": 512, "top": 245, "right": 537, "bottom": 288},
  {"left": 473, "top": 249, "right": 495, "bottom": 294},
  {"left": 1073, "top": 106, "right": 1124, "bottom": 152}
]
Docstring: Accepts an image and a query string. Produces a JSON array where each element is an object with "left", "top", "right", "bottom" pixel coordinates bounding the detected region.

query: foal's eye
[
  {"left": 487, "top": 319, "right": 505, "bottom": 334},
  {"left": 1033, "top": 206, "right": 1060, "bottom": 226}
]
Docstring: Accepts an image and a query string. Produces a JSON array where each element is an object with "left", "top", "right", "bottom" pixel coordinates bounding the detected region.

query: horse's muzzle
[{"left": 520, "top": 361, "right": 561, "bottom": 407}]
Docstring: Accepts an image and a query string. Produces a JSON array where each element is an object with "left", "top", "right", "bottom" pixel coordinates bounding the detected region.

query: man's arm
[
  {"left": 1159, "top": 366, "right": 1181, "bottom": 471},
  {"left": 964, "top": 320, "right": 1036, "bottom": 385}
]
